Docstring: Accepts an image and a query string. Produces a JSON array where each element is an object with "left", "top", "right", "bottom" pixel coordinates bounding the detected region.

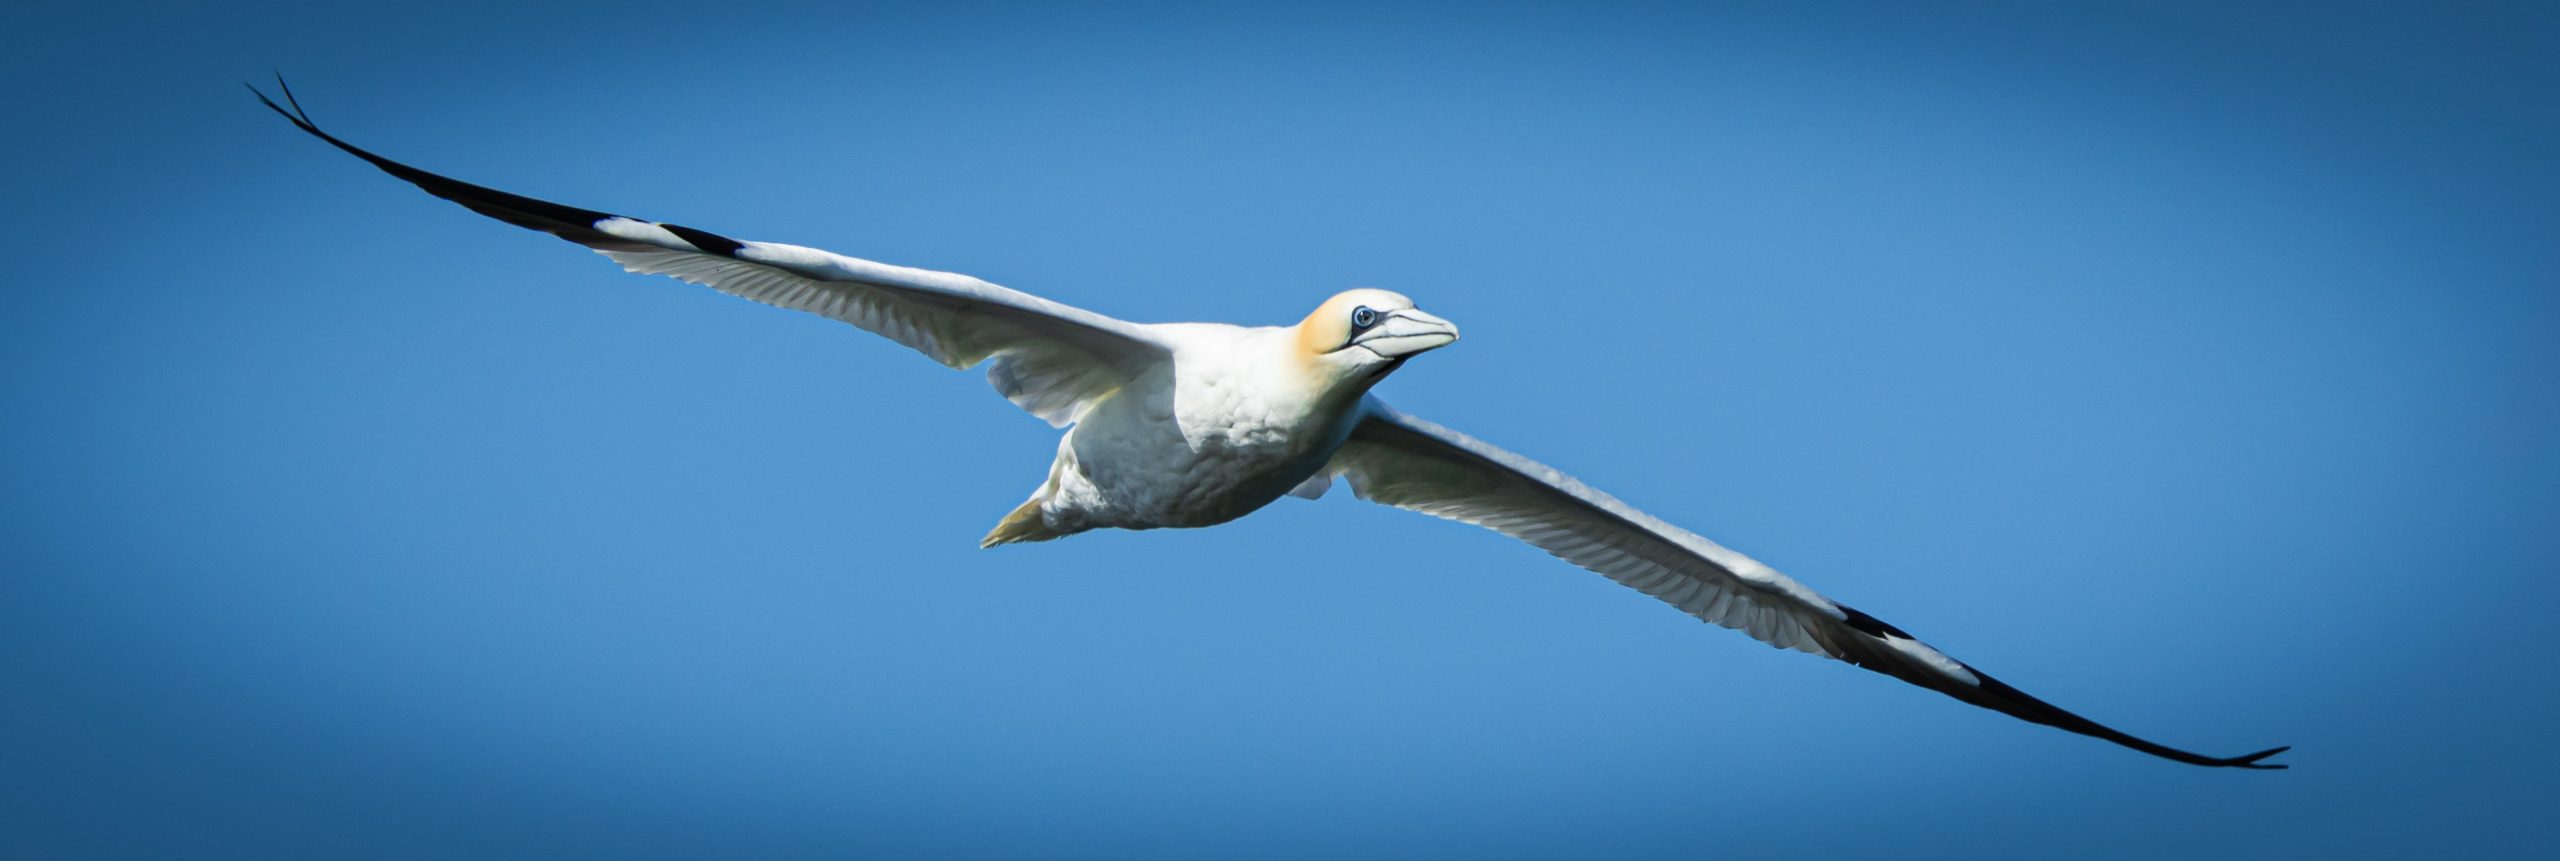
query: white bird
[{"left": 254, "top": 81, "right": 2287, "bottom": 769}]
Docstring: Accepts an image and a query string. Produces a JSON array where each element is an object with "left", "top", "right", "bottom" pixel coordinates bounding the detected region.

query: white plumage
[{"left": 253, "top": 80, "right": 2286, "bottom": 770}]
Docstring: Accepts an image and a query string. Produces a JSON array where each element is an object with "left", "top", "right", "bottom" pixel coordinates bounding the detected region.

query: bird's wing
[
  {"left": 1323, "top": 401, "right": 2288, "bottom": 769},
  {"left": 252, "top": 81, "right": 1165, "bottom": 427}
]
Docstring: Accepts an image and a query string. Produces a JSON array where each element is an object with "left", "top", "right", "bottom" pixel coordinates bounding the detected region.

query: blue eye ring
[{"left": 1351, "top": 306, "right": 1378, "bottom": 329}]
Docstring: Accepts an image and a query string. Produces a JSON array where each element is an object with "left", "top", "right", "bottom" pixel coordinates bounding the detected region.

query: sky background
[{"left": 5, "top": 1, "right": 2556, "bottom": 857}]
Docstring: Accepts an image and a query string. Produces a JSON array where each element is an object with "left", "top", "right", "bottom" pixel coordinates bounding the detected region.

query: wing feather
[
  {"left": 252, "top": 80, "right": 1163, "bottom": 427},
  {"left": 1326, "top": 401, "right": 2288, "bottom": 769}
]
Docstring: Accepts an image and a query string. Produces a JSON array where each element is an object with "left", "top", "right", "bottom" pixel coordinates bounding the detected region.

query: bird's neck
[{"left": 1266, "top": 326, "right": 1386, "bottom": 433}]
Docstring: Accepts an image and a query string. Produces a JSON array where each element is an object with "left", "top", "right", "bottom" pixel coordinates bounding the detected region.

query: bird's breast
[{"left": 1043, "top": 338, "right": 1352, "bottom": 531}]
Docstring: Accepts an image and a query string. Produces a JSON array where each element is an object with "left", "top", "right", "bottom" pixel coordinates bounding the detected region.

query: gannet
[{"left": 253, "top": 81, "right": 2288, "bottom": 770}]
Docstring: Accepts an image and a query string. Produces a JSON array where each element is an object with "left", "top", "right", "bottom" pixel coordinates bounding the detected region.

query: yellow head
[{"left": 1290, "top": 288, "right": 1460, "bottom": 390}]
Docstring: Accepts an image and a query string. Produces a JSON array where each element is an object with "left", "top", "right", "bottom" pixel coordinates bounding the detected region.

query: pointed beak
[{"left": 1353, "top": 308, "right": 1460, "bottom": 359}]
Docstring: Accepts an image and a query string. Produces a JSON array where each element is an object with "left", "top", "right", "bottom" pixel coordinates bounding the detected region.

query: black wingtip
[
  {"left": 2221, "top": 744, "right": 2291, "bottom": 770},
  {"left": 273, "top": 72, "right": 309, "bottom": 122},
  {"left": 246, "top": 76, "right": 648, "bottom": 249},
  {"left": 244, "top": 80, "right": 290, "bottom": 122},
  {"left": 246, "top": 74, "right": 319, "bottom": 135},
  {"left": 1830, "top": 608, "right": 2292, "bottom": 771}
]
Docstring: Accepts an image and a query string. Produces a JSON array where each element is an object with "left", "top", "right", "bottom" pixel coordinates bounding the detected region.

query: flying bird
[{"left": 252, "top": 80, "right": 2287, "bottom": 769}]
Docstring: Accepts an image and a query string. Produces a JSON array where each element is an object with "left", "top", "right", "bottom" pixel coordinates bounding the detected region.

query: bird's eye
[{"left": 1351, "top": 306, "right": 1378, "bottom": 329}]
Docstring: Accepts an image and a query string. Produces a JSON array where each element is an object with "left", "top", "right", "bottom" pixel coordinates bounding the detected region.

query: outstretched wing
[
  {"left": 252, "top": 80, "right": 1165, "bottom": 427},
  {"left": 1324, "top": 400, "right": 2288, "bottom": 769}
]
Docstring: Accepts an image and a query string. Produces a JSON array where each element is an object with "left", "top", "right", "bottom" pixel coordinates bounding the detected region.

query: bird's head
[{"left": 1292, "top": 288, "right": 1459, "bottom": 388}]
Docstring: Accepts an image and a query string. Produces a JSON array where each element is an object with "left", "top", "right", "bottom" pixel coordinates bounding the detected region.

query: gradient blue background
[{"left": 6, "top": 1, "right": 2555, "bottom": 857}]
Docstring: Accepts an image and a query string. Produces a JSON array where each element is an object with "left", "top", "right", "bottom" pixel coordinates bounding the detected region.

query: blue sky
[{"left": 5, "top": 1, "right": 2556, "bottom": 857}]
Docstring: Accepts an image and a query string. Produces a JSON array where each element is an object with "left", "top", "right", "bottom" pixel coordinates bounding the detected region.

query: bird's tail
[{"left": 981, "top": 497, "right": 1064, "bottom": 547}]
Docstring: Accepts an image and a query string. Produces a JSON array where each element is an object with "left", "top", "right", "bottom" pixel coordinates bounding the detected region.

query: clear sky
[{"left": 5, "top": 1, "right": 2556, "bottom": 857}]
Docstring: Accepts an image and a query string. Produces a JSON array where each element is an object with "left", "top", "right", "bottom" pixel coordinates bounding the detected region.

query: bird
[{"left": 251, "top": 78, "right": 2288, "bottom": 770}]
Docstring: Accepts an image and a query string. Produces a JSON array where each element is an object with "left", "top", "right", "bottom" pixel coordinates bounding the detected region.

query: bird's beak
[{"left": 1353, "top": 308, "right": 1460, "bottom": 359}]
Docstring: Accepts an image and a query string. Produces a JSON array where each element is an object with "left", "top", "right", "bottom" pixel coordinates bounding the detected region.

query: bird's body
[
  {"left": 254, "top": 80, "right": 2287, "bottom": 770},
  {"left": 996, "top": 321, "right": 1362, "bottom": 542}
]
